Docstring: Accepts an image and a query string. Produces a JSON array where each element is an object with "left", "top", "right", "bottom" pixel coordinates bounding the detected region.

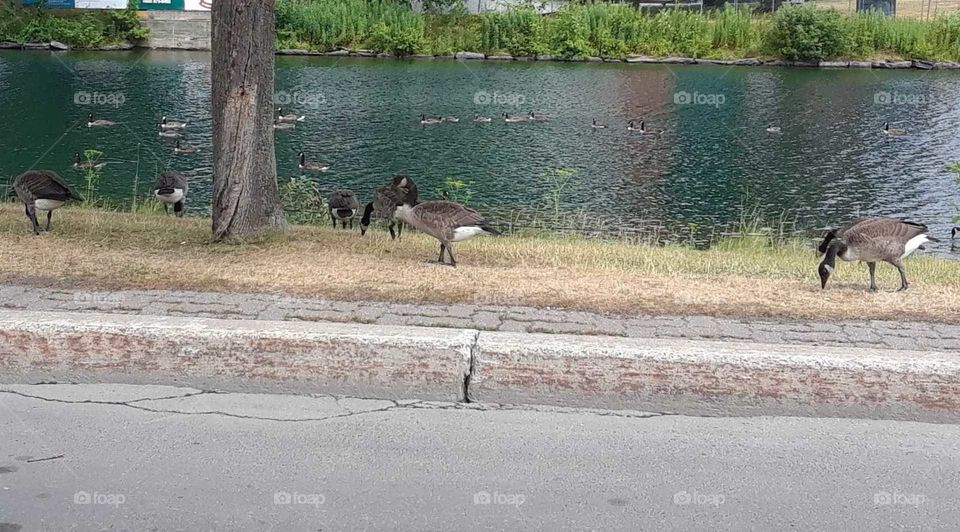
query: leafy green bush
[
  {"left": 370, "top": 20, "right": 424, "bottom": 55},
  {"left": 548, "top": 6, "right": 591, "bottom": 58},
  {"left": 767, "top": 5, "right": 846, "bottom": 61}
]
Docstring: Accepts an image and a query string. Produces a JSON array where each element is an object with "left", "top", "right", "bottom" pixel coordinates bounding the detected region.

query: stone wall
[{"left": 141, "top": 10, "right": 211, "bottom": 50}]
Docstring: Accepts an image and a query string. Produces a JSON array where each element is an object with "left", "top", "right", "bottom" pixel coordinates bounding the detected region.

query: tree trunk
[{"left": 211, "top": 0, "right": 286, "bottom": 240}]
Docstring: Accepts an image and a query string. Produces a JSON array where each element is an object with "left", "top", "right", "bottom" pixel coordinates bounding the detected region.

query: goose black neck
[
  {"left": 360, "top": 201, "right": 374, "bottom": 226},
  {"left": 822, "top": 241, "right": 842, "bottom": 268}
]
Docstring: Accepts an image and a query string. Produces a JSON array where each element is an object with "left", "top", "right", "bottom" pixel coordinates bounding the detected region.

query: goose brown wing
[
  {"left": 14, "top": 170, "right": 76, "bottom": 201},
  {"left": 328, "top": 190, "right": 358, "bottom": 210},
  {"left": 843, "top": 217, "right": 927, "bottom": 246},
  {"left": 415, "top": 201, "right": 490, "bottom": 229},
  {"left": 156, "top": 171, "right": 188, "bottom": 191}
]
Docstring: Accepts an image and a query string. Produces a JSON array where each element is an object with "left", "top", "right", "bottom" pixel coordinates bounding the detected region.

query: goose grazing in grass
[
  {"left": 473, "top": 113, "right": 492, "bottom": 123},
  {"left": 158, "top": 125, "right": 180, "bottom": 138},
  {"left": 328, "top": 189, "right": 359, "bottom": 229},
  {"left": 298, "top": 152, "right": 329, "bottom": 172},
  {"left": 153, "top": 170, "right": 188, "bottom": 217},
  {"left": 11, "top": 170, "right": 83, "bottom": 235},
  {"left": 73, "top": 152, "right": 105, "bottom": 170},
  {"left": 883, "top": 122, "right": 907, "bottom": 136},
  {"left": 160, "top": 116, "right": 187, "bottom": 129},
  {"left": 277, "top": 107, "right": 305, "bottom": 123},
  {"left": 273, "top": 119, "right": 295, "bottom": 130},
  {"left": 627, "top": 120, "right": 646, "bottom": 133},
  {"left": 818, "top": 217, "right": 936, "bottom": 292},
  {"left": 591, "top": 119, "right": 607, "bottom": 129},
  {"left": 766, "top": 124, "right": 782, "bottom": 133},
  {"left": 419, "top": 114, "right": 442, "bottom": 125},
  {"left": 393, "top": 177, "right": 500, "bottom": 267},
  {"left": 502, "top": 113, "right": 526, "bottom": 123},
  {"left": 360, "top": 175, "right": 417, "bottom": 240},
  {"left": 174, "top": 140, "right": 198, "bottom": 154},
  {"left": 441, "top": 116, "right": 460, "bottom": 123},
  {"left": 528, "top": 111, "right": 548, "bottom": 122},
  {"left": 86, "top": 114, "right": 114, "bottom": 128}
]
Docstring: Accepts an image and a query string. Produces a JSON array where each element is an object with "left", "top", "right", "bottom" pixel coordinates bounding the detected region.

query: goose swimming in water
[
  {"left": 419, "top": 114, "right": 443, "bottom": 125},
  {"left": 158, "top": 125, "right": 180, "bottom": 138},
  {"left": 883, "top": 122, "right": 907, "bottom": 136},
  {"left": 473, "top": 113, "right": 492, "bottom": 123},
  {"left": 818, "top": 217, "right": 936, "bottom": 291},
  {"left": 11, "top": 170, "right": 83, "bottom": 235},
  {"left": 528, "top": 111, "right": 548, "bottom": 122},
  {"left": 73, "top": 152, "right": 106, "bottom": 170},
  {"left": 502, "top": 113, "right": 526, "bottom": 123},
  {"left": 160, "top": 116, "right": 187, "bottom": 129},
  {"left": 86, "top": 114, "right": 115, "bottom": 128},
  {"left": 274, "top": 119, "right": 295, "bottom": 130},
  {"left": 591, "top": 119, "right": 607, "bottom": 129},
  {"left": 627, "top": 120, "right": 646, "bottom": 133},
  {"left": 174, "top": 140, "right": 198, "bottom": 154},
  {"left": 298, "top": 152, "right": 329, "bottom": 172},
  {"left": 766, "top": 124, "right": 782, "bottom": 133},
  {"left": 276, "top": 108, "right": 305, "bottom": 122}
]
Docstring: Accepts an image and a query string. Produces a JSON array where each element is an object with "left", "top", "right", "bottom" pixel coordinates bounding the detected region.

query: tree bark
[{"left": 211, "top": 0, "right": 286, "bottom": 240}]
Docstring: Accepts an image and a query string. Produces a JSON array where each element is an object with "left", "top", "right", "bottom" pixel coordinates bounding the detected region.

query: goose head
[
  {"left": 953, "top": 227, "right": 958, "bottom": 239},
  {"left": 298, "top": 151, "right": 305, "bottom": 165},
  {"left": 74, "top": 152, "right": 82, "bottom": 165},
  {"left": 359, "top": 202, "right": 374, "bottom": 236}
]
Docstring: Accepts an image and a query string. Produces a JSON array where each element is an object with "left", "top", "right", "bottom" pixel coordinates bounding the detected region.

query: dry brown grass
[{"left": 1, "top": 205, "right": 958, "bottom": 323}]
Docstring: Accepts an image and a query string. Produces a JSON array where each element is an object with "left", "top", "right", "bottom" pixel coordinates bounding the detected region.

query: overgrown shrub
[{"left": 767, "top": 5, "right": 846, "bottom": 61}]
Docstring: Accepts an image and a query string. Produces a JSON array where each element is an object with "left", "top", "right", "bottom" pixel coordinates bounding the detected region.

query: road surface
[{"left": 1, "top": 384, "right": 958, "bottom": 531}]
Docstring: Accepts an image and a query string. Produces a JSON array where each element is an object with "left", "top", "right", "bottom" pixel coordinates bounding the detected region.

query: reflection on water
[{"left": 1, "top": 50, "right": 959, "bottom": 255}]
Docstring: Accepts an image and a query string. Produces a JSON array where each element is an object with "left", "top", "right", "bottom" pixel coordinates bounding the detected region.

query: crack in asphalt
[{"left": 0, "top": 388, "right": 673, "bottom": 422}]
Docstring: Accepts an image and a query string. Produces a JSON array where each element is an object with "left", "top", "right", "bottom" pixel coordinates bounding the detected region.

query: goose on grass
[{"left": 11, "top": 170, "right": 83, "bottom": 235}]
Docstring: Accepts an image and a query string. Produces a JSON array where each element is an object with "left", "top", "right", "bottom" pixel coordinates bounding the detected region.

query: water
[{"left": 2, "top": 50, "right": 959, "bottom": 252}]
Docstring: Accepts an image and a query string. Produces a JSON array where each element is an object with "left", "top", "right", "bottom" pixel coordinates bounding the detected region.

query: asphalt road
[{"left": 1, "top": 384, "right": 958, "bottom": 531}]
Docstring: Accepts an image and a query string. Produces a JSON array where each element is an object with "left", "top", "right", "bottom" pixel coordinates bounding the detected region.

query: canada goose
[
  {"left": 473, "top": 113, "right": 492, "bottom": 123},
  {"left": 818, "top": 217, "right": 937, "bottom": 291},
  {"left": 174, "top": 140, "right": 198, "bottom": 154},
  {"left": 393, "top": 178, "right": 500, "bottom": 267},
  {"left": 328, "top": 190, "right": 359, "bottom": 229},
  {"left": 360, "top": 175, "right": 417, "bottom": 240},
  {"left": 11, "top": 170, "right": 83, "bottom": 235},
  {"left": 766, "top": 124, "right": 782, "bottom": 133},
  {"left": 528, "top": 111, "right": 548, "bottom": 121},
  {"left": 419, "top": 114, "right": 442, "bottom": 125},
  {"left": 591, "top": 119, "right": 607, "bottom": 129},
  {"left": 883, "top": 122, "right": 907, "bottom": 136},
  {"left": 86, "top": 114, "right": 114, "bottom": 128},
  {"left": 273, "top": 119, "right": 295, "bottom": 130},
  {"left": 502, "top": 113, "right": 526, "bottom": 123},
  {"left": 153, "top": 170, "right": 188, "bottom": 217},
  {"left": 298, "top": 152, "right": 329, "bottom": 172},
  {"left": 158, "top": 125, "right": 180, "bottom": 138},
  {"left": 277, "top": 108, "right": 305, "bottom": 122},
  {"left": 441, "top": 116, "right": 461, "bottom": 123},
  {"left": 72, "top": 152, "right": 105, "bottom": 170},
  {"left": 627, "top": 120, "right": 646, "bottom": 133},
  {"left": 160, "top": 116, "right": 187, "bottom": 129}
]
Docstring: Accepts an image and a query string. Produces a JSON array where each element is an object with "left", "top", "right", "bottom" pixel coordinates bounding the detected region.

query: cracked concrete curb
[
  {"left": 1, "top": 310, "right": 958, "bottom": 422},
  {"left": 0, "top": 310, "right": 472, "bottom": 402}
]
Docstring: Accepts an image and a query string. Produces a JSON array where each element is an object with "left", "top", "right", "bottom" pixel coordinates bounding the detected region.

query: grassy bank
[
  {"left": 276, "top": 1, "right": 960, "bottom": 62},
  {"left": 1, "top": 205, "right": 958, "bottom": 323},
  {"left": 0, "top": 0, "right": 147, "bottom": 48}
]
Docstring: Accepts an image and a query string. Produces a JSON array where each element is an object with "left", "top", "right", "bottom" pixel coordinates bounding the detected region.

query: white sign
[
  {"left": 185, "top": 0, "right": 211, "bottom": 10},
  {"left": 75, "top": 0, "right": 126, "bottom": 7}
]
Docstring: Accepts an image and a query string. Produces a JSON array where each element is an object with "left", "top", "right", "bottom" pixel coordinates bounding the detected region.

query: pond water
[{"left": 1, "top": 50, "right": 959, "bottom": 252}]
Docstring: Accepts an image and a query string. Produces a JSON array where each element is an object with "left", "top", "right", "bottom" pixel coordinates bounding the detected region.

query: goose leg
[
  {"left": 867, "top": 262, "right": 878, "bottom": 292},
  {"left": 163, "top": 203, "right": 169, "bottom": 215},
  {"left": 25, "top": 204, "right": 40, "bottom": 236},
  {"left": 892, "top": 260, "right": 909, "bottom": 291},
  {"left": 341, "top": 220, "right": 347, "bottom": 229},
  {"left": 174, "top": 201, "right": 184, "bottom": 218},
  {"left": 445, "top": 243, "right": 457, "bottom": 267},
  {"left": 45, "top": 210, "right": 52, "bottom": 231},
  {"left": 349, "top": 218, "right": 354, "bottom": 229},
  {"left": 388, "top": 222, "right": 397, "bottom": 240},
  {"left": 397, "top": 222, "right": 404, "bottom": 242},
  {"left": 437, "top": 243, "right": 446, "bottom": 264}
]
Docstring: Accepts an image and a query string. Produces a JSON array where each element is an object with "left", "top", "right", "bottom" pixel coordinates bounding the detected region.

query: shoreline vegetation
[
  {"left": 2, "top": 2, "right": 960, "bottom": 66},
  {"left": 1, "top": 204, "right": 958, "bottom": 323}
]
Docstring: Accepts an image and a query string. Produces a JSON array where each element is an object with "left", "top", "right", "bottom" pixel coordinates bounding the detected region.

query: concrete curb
[
  {"left": 471, "top": 331, "right": 960, "bottom": 423},
  {"left": 0, "top": 310, "right": 473, "bottom": 402},
  {"left": 1, "top": 310, "right": 958, "bottom": 422}
]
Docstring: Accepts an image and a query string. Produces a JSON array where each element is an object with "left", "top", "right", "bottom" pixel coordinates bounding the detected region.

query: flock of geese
[{"left": 5, "top": 110, "right": 951, "bottom": 282}]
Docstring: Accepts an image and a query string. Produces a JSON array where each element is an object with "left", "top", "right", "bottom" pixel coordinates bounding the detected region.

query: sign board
[
  {"left": 185, "top": 0, "right": 211, "bottom": 10},
  {"left": 139, "top": 0, "right": 185, "bottom": 9},
  {"left": 75, "top": 0, "right": 127, "bottom": 7},
  {"left": 22, "top": 0, "right": 76, "bottom": 7}
]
